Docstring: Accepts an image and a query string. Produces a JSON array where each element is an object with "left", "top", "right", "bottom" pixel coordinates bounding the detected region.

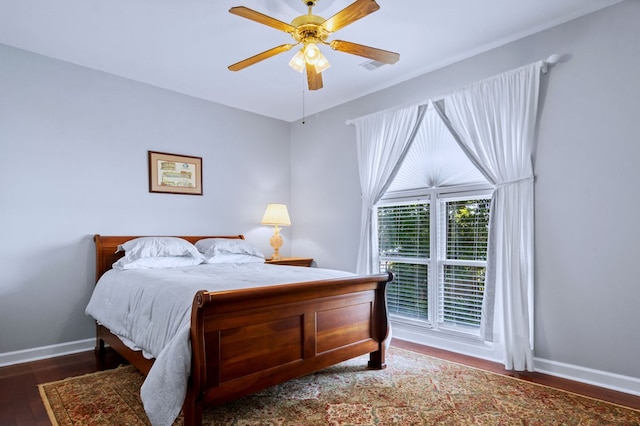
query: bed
[{"left": 89, "top": 234, "right": 392, "bottom": 426}]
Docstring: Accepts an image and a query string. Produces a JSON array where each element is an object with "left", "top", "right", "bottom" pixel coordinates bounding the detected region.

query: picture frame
[{"left": 148, "top": 151, "right": 203, "bottom": 195}]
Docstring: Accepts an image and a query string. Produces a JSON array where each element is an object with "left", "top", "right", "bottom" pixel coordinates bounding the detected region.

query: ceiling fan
[{"left": 227, "top": 0, "right": 400, "bottom": 91}]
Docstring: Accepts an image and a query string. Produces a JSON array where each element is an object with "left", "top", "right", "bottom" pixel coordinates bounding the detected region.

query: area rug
[{"left": 39, "top": 347, "right": 640, "bottom": 425}]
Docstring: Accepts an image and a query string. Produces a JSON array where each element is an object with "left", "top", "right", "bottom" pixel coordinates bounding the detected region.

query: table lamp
[{"left": 261, "top": 203, "right": 291, "bottom": 260}]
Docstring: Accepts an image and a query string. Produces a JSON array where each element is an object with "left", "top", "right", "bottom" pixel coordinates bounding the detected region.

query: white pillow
[
  {"left": 195, "top": 238, "right": 265, "bottom": 259},
  {"left": 203, "top": 253, "right": 266, "bottom": 264},
  {"left": 113, "top": 255, "right": 204, "bottom": 270},
  {"left": 117, "top": 237, "right": 203, "bottom": 261}
]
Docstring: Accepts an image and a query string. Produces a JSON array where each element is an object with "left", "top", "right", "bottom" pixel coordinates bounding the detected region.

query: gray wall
[
  {"left": 290, "top": 1, "right": 640, "bottom": 382},
  {"left": 0, "top": 44, "right": 291, "bottom": 355}
]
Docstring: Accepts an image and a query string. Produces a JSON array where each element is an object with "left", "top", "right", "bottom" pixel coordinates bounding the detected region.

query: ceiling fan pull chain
[{"left": 302, "top": 79, "right": 306, "bottom": 125}]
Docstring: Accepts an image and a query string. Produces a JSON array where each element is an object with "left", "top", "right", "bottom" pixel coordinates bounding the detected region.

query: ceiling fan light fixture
[
  {"left": 314, "top": 53, "right": 331, "bottom": 73},
  {"left": 288, "top": 50, "right": 306, "bottom": 73},
  {"left": 303, "top": 42, "right": 321, "bottom": 65}
]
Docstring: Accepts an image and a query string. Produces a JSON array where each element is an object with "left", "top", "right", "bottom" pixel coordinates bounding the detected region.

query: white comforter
[{"left": 85, "top": 263, "right": 354, "bottom": 426}]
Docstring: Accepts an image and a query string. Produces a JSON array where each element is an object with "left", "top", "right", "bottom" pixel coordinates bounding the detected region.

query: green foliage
[
  {"left": 377, "top": 203, "right": 430, "bottom": 258},
  {"left": 447, "top": 199, "right": 491, "bottom": 261}
]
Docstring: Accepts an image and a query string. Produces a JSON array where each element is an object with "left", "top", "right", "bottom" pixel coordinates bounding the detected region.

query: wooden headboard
[{"left": 93, "top": 234, "right": 245, "bottom": 283}]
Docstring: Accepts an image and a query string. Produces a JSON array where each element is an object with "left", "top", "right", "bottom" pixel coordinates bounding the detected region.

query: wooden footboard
[{"left": 185, "top": 273, "right": 391, "bottom": 425}]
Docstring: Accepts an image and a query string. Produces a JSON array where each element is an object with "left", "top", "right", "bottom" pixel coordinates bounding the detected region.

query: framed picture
[{"left": 148, "top": 151, "right": 203, "bottom": 195}]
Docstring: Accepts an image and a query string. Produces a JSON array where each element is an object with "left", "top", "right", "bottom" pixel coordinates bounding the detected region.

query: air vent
[{"left": 360, "top": 60, "right": 387, "bottom": 71}]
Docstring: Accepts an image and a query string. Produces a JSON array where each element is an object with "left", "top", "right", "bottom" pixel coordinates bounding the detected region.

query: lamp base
[{"left": 269, "top": 232, "right": 283, "bottom": 261}]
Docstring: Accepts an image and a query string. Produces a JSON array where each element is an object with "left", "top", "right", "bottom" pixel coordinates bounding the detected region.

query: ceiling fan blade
[
  {"left": 229, "top": 6, "right": 296, "bottom": 33},
  {"left": 330, "top": 40, "right": 399, "bottom": 64},
  {"left": 321, "top": 0, "right": 380, "bottom": 33},
  {"left": 306, "top": 63, "right": 323, "bottom": 91},
  {"left": 228, "top": 44, "right": 294, "bottom": 71}
]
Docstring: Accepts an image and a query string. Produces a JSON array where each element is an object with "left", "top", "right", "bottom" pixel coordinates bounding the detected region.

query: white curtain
[
  {"left": 350, "top": 105, "right": 427, "bottom": 274},
  {"left": 434, "top": 62, "right": 542, "bottom": 371}
]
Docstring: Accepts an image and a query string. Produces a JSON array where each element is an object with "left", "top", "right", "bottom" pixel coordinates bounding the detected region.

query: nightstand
[{"left": 265, "top": 257, "right": 313, "bottom": 267}]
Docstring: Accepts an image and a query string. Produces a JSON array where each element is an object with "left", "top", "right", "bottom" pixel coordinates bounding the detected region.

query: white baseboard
[
  {"left": 534, "top": 357, "right": 640, "bottom": 397},
  {"left": 392, "top": 322, "right": 640, "bottom": 397},
  {"left": 0, "top": 338, "right": 95, "bottom": 368}
]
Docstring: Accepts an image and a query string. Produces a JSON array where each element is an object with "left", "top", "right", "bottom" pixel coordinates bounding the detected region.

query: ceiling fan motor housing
[{"left": 291, "top": 14, "right": 329, "bottom": 43}]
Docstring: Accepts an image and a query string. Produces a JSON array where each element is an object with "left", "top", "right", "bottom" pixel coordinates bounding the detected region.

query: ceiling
[{"left": 0, "top": 0, "right": 622, "bottom": 122}]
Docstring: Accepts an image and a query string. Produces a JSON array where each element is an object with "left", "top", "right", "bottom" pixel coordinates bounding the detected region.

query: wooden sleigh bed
[{"left": 92, "top": 234, "right": 392, "bottom": 426}]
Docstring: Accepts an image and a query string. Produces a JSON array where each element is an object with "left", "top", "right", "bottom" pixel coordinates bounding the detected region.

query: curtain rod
[{"left": 346, "top": 54, "right": 563, "bottom": 125}]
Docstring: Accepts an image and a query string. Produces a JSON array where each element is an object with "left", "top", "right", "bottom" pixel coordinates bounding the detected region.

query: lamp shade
[
  {"left": 288, "top": 50, "right": 305, "bottom": 73},
  {"left": 303, "top": 43, "right": 321, "bottom": 65},
  {"left": 261, "top": 204, "right": 291, "bottom": 226},
  {"left": 314, "top": 53, "right": 331, "bottom": 73}
]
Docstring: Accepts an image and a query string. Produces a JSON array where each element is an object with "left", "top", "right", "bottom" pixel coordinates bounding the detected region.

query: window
[{"left": 377, "top": 190, "right": 491, "bottom": 337}]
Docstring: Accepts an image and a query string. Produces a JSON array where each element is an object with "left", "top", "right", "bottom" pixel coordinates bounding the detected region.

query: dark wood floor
[
  {"left": 0, "top": 348, "right": 125, "bottom": 425},
  {"left": 1, "top": 339, "right": 638, "bottom": 425}
]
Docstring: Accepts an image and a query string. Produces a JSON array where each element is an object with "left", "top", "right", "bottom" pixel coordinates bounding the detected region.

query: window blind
[
  {"left": 438, "top": 198, "right": 490, "bottom": 330},
  {"left": 438, "top": 265, "right": 485, "bottom": 328},
  {"left": 444, "top": 199, "right": 490, "bottom": 261},
  {"left": 381, "top": 261, "right": 429, "bottom": 320},
  {"left": 378, "top": 202, "right": 430, "bottom": 320},
  {"left": 377, "top": 203, "right": 430, "bottom": 258}
]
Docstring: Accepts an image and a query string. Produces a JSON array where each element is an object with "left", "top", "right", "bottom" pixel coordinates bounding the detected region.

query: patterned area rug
[{"left": 39, "top": 347, "right": 640, "bottom": 425}]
